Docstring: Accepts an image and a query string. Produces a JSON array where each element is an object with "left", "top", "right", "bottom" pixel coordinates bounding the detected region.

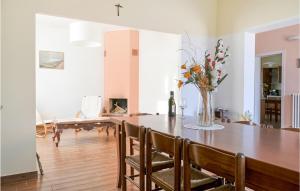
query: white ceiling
[{"left": 36, "top": 14, "right": 130, "bottom": 32}]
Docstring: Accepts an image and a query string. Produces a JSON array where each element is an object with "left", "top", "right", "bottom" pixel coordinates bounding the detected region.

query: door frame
[{"left": 255, "top": 51, "right": 285, "bottom": 128}]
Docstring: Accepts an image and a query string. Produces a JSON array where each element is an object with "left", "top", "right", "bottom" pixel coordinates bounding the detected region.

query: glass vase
[{"left": 197, "top": 90, "right": 214, "bottom": 127}]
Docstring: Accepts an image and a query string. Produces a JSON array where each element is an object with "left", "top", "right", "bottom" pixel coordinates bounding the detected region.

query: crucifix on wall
[{"left": 115, "top": 3, "right": 123, "bottom": 16}]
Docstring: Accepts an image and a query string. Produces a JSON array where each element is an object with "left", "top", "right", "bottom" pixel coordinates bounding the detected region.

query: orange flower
[
  {"left": 181, "top": 64, "right": 187, "bottom": 69},
  {"left": 184, "top": 72, "right": 191, "bottom": 79},
  {"left": 191, "top": 65, "right": 201, "bottom": 73},
  {"left": 178, "top": 80, "right": 183, "bottom": 88}
]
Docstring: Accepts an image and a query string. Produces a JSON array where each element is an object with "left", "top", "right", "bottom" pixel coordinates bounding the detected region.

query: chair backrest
[
  {"left": 124, "top": 122, "right": 141, "bottom": 141},
  {"left": 121, "top": 122, "right": 145, "bottom": 178},
  {"left": 80, "top": 96, "right": 102, "bottom": 118},
  {"left": 146, "top": 129, "right": 182, "bottom": 190},
  {"left": 147, "top": 129, "right": 179, "bottom": 156},
  {"left": 183, "top": 140, "right": 245, "bottom": 191}
]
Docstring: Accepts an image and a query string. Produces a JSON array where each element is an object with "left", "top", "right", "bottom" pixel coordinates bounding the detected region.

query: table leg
[
  {"left": 116, "top": 124, "right": 122, "bottom": 188},
  {"left": 106, "top": 126, "right": 109, "bottom": 136},
  {"left": 52, "top": 126, "right": 56, "bottom": 142},
  {"left": 55, "top": 130, "right": 61, "bottom": 147},
  {"left": 52, "top": 124, "right": 62, "bottom": 147}
]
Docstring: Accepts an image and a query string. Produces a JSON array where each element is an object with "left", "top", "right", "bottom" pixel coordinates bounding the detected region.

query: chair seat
[
  {"left": 210, "top": 184, "right": 235, "bottom": 191},
  {"left": 125, "top": 152, "right": 173, "bottom": 171},
  {"left": 152, "top": 167, "right": 219, "bottom": 191}
]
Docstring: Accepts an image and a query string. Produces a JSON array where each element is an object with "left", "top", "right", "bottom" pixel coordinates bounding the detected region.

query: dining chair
[
  {"left": 265, "top": 99, "right": 275, "bottom": 121},
  {"left": 183, "top": 140, "right": 245, "bottom": 191},
  {"left": 129, "top": 113, "right": 159, "bottom": 152},
  {"left": 75, "top": 96, "right": 115, "bottom": 135},
  {"left": 146, "top": 129, "right": 220, "bottom": 191},
  {"left": 121, "top": 122, "right": 173, "bottom": 191}
]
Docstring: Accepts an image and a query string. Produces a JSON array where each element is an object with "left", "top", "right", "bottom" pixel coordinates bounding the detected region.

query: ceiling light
[{"left": 70, "top": 22, "right": 102, "bottom": 47}]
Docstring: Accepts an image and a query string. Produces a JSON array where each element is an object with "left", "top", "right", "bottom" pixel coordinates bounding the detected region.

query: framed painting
[{"left": 39, "top": 50, "right": 64, "bottom": 69}]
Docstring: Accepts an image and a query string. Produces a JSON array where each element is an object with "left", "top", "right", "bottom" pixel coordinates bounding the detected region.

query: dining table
[{"left": 111, "top": 115, "right": 300, "bottom": 191}]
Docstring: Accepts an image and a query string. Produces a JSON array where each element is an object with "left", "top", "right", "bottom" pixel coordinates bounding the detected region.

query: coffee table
[{"left": 52, "top": 117, "right": 114, "bottom": 147}]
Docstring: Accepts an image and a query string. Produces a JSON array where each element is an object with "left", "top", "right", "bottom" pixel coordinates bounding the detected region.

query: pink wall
[
  {"left": 256, "top": 24, "right": 300, "bottom": 127},
  {"left": 104, "top": 30, "right": 139, "bottom": 114}
]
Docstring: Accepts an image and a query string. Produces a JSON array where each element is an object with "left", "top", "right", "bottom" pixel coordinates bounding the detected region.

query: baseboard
[{"left": 1, "top": 171, "right": 38, "bottom": 184}]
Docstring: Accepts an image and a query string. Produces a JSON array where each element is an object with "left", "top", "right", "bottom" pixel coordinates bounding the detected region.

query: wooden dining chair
[
  {"left": 121, "top": 123, "right": 173, "bottom": 191},
  {"left": 129, "top": 113, "right": 159, "bottom": 152},
  {"left": 183, "top": 140, "right": 245, "bottom": 191},
  {"left": 146, "top": 129, "right": 220, "bottom": 191}
]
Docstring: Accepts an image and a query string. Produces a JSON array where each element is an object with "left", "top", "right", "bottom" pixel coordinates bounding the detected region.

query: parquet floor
[{"left": 1, "top": 129, "right": 138, "bottom": 191}]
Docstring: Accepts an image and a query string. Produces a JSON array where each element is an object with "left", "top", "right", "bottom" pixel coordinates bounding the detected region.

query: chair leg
[
  {"left": 129, "top": 139, "right": 134, "bottom": 179},
  {"left": 146, "top": 176, "right": 151, "bottom": 191},
  {"left": 55, "top": 132, "right": 60, "bottom": 147},
  {"left": 122, "top": 164, "right": 127, "bottom": 191},
  {"left": 36, "top": 152, "right": 44, "bottom": 175},
  {"left": 75, "top": 128, "right": 82, "bottom": 133},
  {"left": 130, "top": 167, "right": 134, "bottom": 180}
]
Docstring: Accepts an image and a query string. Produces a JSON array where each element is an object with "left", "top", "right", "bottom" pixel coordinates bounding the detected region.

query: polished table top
[
  {"left": 112, "top": 115, "right": 299, "bottom": 173},
  {"left": 54, "top": 117, "right": 111, "bottom": 125}
]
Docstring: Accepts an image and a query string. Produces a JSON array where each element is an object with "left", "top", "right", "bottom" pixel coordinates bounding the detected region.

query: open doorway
[
  {"left": 255, "top": 53, "right": 283, "bottom": 128},
  {"left": 251, "top": 21, "right": 299, "bottom": 128},
  {"left": 35, "top": 14, "right": 182, "bottom": 138}
]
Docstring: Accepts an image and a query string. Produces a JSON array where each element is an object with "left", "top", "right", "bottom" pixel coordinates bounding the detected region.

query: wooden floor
[{"left": 1, "top": 129, "right": 138, "bottom": 191}]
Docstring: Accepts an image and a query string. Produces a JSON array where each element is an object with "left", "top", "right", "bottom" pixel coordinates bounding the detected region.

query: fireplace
[{"left": 109, "top": 98, "right": 128, "bottom": 114}]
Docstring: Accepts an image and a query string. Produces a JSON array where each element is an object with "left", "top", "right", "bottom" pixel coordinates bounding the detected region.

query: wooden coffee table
[{"left": 52, "top": 117, "right": 114, "bottom": 147}]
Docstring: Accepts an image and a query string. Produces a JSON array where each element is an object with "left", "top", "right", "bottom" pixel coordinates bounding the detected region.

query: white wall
[
  {"left": 139, "top": 30, "right": 181, "bottom": 114},
  {"left": 214, "top": 33, "right": 246, "bottom": 120},
  {"left": 36, "top": 22, "right": 103, "bottom": 120},
  {"left": 2, "top": 0, "right": 36, "bottom": 176}
]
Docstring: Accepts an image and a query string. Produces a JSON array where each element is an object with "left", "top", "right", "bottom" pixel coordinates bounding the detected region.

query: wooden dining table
[{"left": 111, "top": 115, "right": 300, "bottom": 191}]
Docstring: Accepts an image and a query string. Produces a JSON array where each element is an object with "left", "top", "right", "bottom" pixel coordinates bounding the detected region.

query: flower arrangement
[
  {"left": 178, "top": 39, "right": 229, "bottom": 126},
  {"left": 241, "top": 110, "right": 252, "bottom": 121}
]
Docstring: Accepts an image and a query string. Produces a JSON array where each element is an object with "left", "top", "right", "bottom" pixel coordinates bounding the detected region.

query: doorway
[{"left": 255, "top": 53, "right": 283, "bottom": 128}]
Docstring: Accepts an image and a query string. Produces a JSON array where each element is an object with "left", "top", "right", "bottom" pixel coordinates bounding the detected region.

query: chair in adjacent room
[
  {"left": 36, "top": 110, "right": 54, "bottom": 138},
  {"left": 75, "top": 96, "right": 115, "bottom": 135},
  {"left": 183, "top": 139, "right": 245, "bottom": 191}
]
